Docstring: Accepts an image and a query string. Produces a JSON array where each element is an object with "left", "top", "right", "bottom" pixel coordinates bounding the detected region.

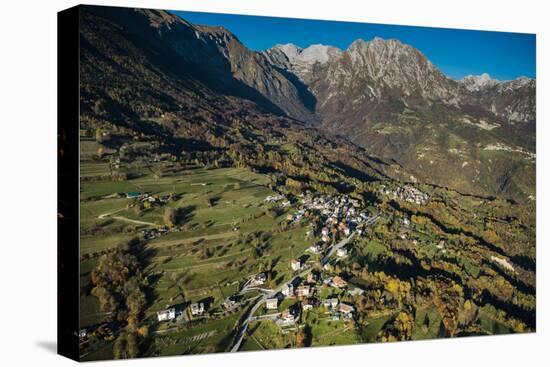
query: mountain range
[{"left": 79, "top": 6, "right": 535, "bottom": 201}]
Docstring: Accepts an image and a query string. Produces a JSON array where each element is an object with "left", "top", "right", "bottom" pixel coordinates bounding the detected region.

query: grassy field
[
  {"left": 305, "top": 308, "right": 361, "bottom": 346},
  {"left": 79, "top": 164, "right": 317, "bottom": 352},
  {"left": 79, "top": 165, "right": 276, "bottom": 257}
]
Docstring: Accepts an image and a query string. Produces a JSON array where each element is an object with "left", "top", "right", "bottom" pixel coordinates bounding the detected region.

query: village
[
  {"left": 151, "top": 190, "right": 379, "bottom": 350},
  {"left": 380, "top": 184, "right": 429, "bottom": 205}
]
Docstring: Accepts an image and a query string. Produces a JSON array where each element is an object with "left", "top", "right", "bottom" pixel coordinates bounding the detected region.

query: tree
[{"left": 394, "top": 311, "right": 414, "bottom": 340}]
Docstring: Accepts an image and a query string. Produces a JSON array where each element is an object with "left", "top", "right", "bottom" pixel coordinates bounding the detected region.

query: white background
[{"left": 0, "top": 0, "right": 547, "bottom": 365}]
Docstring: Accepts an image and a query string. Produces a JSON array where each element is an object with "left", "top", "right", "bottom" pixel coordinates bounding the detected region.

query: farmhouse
[
  {"left": 157, "top": 308, "right": 176, "bottom": 322},
  {"left": 190, "top": 302, "right": 205, "bottom": 316},
  {"left": 266, "top": 298, "right": 278, "bottom": 310}
]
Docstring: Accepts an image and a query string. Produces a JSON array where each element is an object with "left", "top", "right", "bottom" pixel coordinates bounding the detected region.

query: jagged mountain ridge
[
  {"left": 80, "top": 6, "right": 535, "bottom": 201},
  {"left": 263, "top": 37, "right": 535, "bottom": 200},
  {"left": 265, "top": 37, "right": 535, "bottom": 126}
]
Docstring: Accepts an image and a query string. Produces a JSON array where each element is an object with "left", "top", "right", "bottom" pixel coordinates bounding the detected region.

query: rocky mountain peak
[
  {"left": 460, "top": 73, "right": 500, "bottom": 92},
  {"left": 263, "top": 43, "right": 342, "bottom": 82}
]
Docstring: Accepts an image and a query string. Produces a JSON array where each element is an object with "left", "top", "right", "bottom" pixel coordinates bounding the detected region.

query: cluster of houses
[
  {"left": 380, "top": 185, "right": 429, "bottom": 205},
  {"left": 302, "top": 193, "right": 372, "bottom": 241},
  {"left": 275, "top": 192, "right": 371, "bottom": 236},
  {"left": 262, "top": 271, "right": 357, "bottom": 326}
]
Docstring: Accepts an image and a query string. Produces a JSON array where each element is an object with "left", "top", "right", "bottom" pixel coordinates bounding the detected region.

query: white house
[
  {"left": 290, "top": 259, "right": 302, "bottom": 271},
  {"left": 343, "top": 226, "right": 351, "bottom": 236},
  {"left": 157, "top": 308, "right": 176, "bottom": 322},
  {"left": 302, "top": 299, "right": 313, "bottom": 311},
  {"left": 190, "top": 303, "right": 205, "bottom": 316},
  {"left": 266, "top": 298, "right": 278, "bottom": 310},
  {"left": 349, "top": 287, "right": 365, "bottom": 296}
]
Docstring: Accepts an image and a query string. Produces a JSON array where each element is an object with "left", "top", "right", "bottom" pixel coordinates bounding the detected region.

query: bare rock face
[{"left": 263, "top": 43, "right": 342, "bottom": 82}]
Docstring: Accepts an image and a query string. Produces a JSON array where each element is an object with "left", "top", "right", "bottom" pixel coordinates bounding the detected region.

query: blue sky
[{"left": 170, "top": 10, "right": 535, "bottom": 81}]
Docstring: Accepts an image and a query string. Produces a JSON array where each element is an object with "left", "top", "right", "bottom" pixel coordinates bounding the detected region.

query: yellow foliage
[{"left": 386, "top": 279, "right": 400, "bottom": 295}]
